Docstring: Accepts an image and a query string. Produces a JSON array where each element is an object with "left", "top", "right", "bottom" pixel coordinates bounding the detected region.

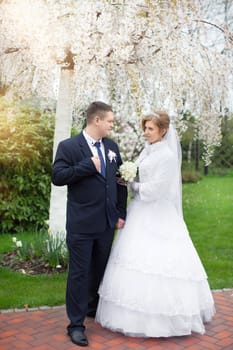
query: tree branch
[
  {"left": 60, "top": 49, "right": 75, "bottom": 70},
  {"left": 4, "top": 48, "right": 20, "bottom": 54},
  {"left": 194, "top": 19, "right": 233, "bottom": 43}
]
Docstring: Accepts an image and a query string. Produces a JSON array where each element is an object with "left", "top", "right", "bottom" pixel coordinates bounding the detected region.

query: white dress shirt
[{"left": 83, "top": 129, "right": 106, "bottom": 163}]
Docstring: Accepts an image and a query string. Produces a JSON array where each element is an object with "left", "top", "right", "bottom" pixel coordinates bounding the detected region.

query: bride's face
[{"left": 144, "top": 120, "right": 165, "bottom": 144}]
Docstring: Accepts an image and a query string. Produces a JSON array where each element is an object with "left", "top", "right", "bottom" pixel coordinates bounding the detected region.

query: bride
[{"left": 95, "top": 111, "right": 215, "bottom": 337}]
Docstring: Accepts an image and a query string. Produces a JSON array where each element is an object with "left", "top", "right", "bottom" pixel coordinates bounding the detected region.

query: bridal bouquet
[{"left": 119, "top": 161, "right": 137, "bottom": 183}]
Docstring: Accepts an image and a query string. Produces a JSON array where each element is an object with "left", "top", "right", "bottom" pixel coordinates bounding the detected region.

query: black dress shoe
[{"left": 69, "top": 330, "right": 88, "bottom": 347}]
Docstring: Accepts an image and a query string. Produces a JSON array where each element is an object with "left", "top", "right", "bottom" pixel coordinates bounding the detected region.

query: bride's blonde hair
[{"left": 142, "top": 111, "right": 170, "bottom": 135}]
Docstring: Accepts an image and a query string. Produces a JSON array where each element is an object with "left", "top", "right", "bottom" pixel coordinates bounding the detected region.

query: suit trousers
[{"left": 66, "top": 225, "right": 115, "bottom": 333}]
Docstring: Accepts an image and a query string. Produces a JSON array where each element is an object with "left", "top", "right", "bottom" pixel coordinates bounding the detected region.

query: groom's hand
[
  {"left": 91, "top": 156, "right": 101, "bottom": 173},
  {"left": 116, "top": 218, "right": 125, "bottom": 229}
]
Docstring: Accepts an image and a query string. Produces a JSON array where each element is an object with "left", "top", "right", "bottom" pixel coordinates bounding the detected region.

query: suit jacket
[{"left": 52, "top": 132, "right": 127, "bottom": 234}]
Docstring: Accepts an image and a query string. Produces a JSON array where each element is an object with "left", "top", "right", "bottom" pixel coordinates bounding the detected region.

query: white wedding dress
[{"left": 96, "top": 139, "right": 215, "bottom": 337}]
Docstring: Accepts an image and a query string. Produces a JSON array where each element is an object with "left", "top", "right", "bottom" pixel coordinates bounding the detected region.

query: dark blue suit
[{"left": 52, "top": 132, "right": 127, "bottom": 332}]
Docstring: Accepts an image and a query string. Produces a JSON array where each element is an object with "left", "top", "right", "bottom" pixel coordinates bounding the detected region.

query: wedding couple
[{"left": 52, "top": 101, "right": 215, "bottom": 347}]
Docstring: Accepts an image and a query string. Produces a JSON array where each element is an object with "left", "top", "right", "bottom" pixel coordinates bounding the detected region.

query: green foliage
[
  {"left": 71, "top": 123, "right": 81, "bottom": 136},
  {"left": 180, "top": 112, "right": 233, "bottom": 175},
  {"left": 44, "top": 232, "right": 68, "bottom": 268},
  {"left": 182, "top": 170, "right": 202, "bottom": 183},
  {"left": 211, "top": 116, "right": 233, "bottom": 170},
  {"left": 0, "top": 97, "right": 55, "bottom": 233},
  {"left": 10, "top": 231, "right": 68, "bottom": 269},
  {"left": 181, "top": 160, "right": 203, "bottom": 183}
]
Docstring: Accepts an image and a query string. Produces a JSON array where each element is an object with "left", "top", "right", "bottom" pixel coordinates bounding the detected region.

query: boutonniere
[{"left": 108, "top": 149, "right": 117, "bottom": 163}]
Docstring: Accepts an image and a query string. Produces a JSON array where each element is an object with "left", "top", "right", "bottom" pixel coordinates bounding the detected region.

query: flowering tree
[
  {"left": 0, "top": 0, "right": 233, "bottom": 234},
  {"left": 72, "top": 0, "right": 233, "bottom": 164}
]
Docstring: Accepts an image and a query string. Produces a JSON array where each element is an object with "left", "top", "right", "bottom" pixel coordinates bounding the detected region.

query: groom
[{"left": 52, "top": 101, "right": 127, "bottom": 346}]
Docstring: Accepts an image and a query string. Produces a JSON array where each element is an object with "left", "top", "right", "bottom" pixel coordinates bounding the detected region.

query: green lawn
[
  {"left": 183, "top": 173, "right": 233, "bottom": 290},
  {"left": 0, "top": 266, "right": 66, "bottom": 309},
  {"left": 0, "top": 174, "right": 232, "bottom": 309}
]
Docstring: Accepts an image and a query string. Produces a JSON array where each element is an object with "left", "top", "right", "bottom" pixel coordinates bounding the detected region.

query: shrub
[
  {"left": 182, "top": 169, "right": 202, "bottom": 183},
  {"left": 0, "top": 98, "right": 54, "bottom": 233}
]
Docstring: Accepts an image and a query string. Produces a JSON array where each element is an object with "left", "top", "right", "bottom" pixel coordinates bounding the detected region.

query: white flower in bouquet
[{"left": 119, "top": 161, "right": 137, "bottom": 182}]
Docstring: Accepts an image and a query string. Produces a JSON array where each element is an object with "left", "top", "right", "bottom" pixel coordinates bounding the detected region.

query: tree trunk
[
  {"left": 195, "top": 138, "right": 199, "bottom": 171},
  {"left": 204, "top": 165, "right": 209, "bottom": 175},
  {"left": 187, "top": 140, "right": 192, "bottom": 163},
  {"left": 49, "top": 67, "right": 74, "bottom": 236}
]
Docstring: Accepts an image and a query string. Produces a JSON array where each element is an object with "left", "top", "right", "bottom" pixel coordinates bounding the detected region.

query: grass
[
  {"left": 0, "top": 232, "right": 67, "bottom": 309},
  {"left": 183, "top": 172, "right": 233, "bottom": 290},
  {"left": 0, "top": 173, "right": 232, "bottom": 309},
  {"left": 0, "top": 266, "right": 66, "bottom": 309}
]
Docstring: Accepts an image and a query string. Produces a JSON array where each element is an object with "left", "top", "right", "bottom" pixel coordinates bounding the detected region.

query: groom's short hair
[{"left": 86, "top": 101, "right": 113, "bottom": 124}]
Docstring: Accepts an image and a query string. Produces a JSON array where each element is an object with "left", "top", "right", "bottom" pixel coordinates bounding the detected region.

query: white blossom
[
  {"left": 120, "top": 161, "right": 138, "bottom": 182},
  {"left": 0, "top": 0, "right": 233, "bottom": 165},
  {"left": 16, "top": 240, "right": 23, "bottom": 248}
]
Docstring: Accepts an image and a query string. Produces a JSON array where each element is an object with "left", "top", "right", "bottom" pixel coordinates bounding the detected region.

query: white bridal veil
[{"left": 163, "top": 123, "right": 183, "bottom": 218}]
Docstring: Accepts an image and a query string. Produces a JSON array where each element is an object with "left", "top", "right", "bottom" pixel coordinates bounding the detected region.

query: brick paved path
[{"left": 0, "top": 290, "right": 233, "bottom": 350}]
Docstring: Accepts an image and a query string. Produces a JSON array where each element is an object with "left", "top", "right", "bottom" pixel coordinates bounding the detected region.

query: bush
[
  {"left": 182, "top": 169, "right": 202, "bottom": 183},
  {"left": 0, "top": 98, "right": 54, "bottom": 233}
]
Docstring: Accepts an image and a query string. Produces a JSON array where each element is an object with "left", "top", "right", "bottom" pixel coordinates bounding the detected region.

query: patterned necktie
[{"left": 94, "top": 141, "right": 106, "bottom": 177}]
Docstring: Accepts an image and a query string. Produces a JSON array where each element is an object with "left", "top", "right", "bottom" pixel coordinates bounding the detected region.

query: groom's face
[{"left": 96, "top": 111, "right": 114, "bottom": 137}]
